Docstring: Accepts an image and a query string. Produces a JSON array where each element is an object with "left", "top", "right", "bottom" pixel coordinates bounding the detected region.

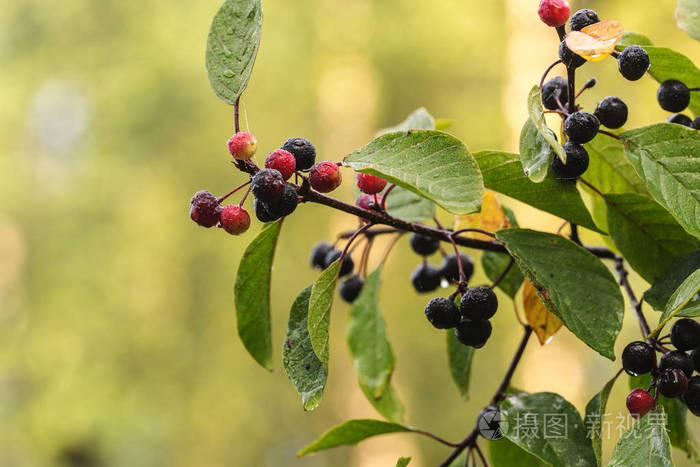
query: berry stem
[
  {"left": 569, "top": 223, "right": 581, "bottom": 245},
  {"left": 473, "top": 443, "right": 488, "bottom": 467},
  {"left": 339, "top": 224, "right": 373, "bottom": 264},
  {"left": 598, "top": 129, "right": 621, "bottom": 140},
  {"left": 446, "top": 231, "right": 468, "bottom": 284},
  {"left": 539, "top": 59, "right": 563, "bottom": 92},
  {"left": 217, "top": 180, "right": 251, "bottom": 203},
  {"left": 238, "top": 186, "right": 252, "bottom": 206},
  {"left": 234, "top": 96, "right": 241, "bottom": 133},
  {"left": 452, "top": 228, "right": 497, "bottom": 239},
  {"left": 413, "top": 430, "right": 460, "bottom": 448},
  {"left": 381, "top": 183, "right": 397, "bottom": 211},
  {"left": 689, "top": 88, "right": 700, "bottom": 92},
  {"left": 614, "top": 256, "right": 653, "bottom": 342}
]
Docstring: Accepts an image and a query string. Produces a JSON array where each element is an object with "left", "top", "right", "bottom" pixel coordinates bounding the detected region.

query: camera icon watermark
[{"left": 477, "top": 407, "right": 509, "bottom": 440}]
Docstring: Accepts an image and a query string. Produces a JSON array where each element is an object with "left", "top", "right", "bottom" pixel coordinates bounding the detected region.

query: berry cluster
[
  {"left": 657, "top": 79, "right": 700, "bottom": 129},
  {"left": 622, "top": 319, "right": 700, "bottom": 418}
]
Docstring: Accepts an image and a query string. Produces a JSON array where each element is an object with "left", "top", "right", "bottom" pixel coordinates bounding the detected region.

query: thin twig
[
  {"left": 413, "top": 429, "right": 460, "bottom": 448},
  {"left": 539, "top": 59, "right": 563, "bottom": 91},
  {"left": 614, "top": 256, "right": 652, "bottom": 341},
  {"left": 598, "top": 130, "right": 621, "bottom": 140},
  {"left": 490, "top": 257, "right": 514, "bottom": 289}
]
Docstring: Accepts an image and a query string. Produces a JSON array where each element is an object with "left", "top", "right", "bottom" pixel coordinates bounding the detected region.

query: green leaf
[
  {"left": 307, "top": 261, "right": 341, "bottom": 371},
  {"left": 360, "top": 381, "right": 405, "bottom": 423},
  {"left": 344, "top": 130, "right": 484, "bottom": 215},
  {"left": 234, "top": 221, "right": 282, "bottom": 370},
  {"left": 205, "top": 0, "right": 263, "bottom": 105},
  {"left": 282, "top": 286, "right": 327, "bottom": 411},
  {"left": 620, "top": 123, "right": 700, "bottom": 238},
  {"left": 385, "top": 186, "right": 436, "bottom": 222},
  {"left": 519, "top": 119, "right": 557, "bottom": 184},
  {"left": 482, "top": 252, "right": 524, "bottom": 298},
  {"left": 297, "top": 419, "right": 413, "bottom": 456},
  {"left": 584, "top": 374, "right": 619, "bottom": 465},
  {"left": 474, "top": 150, "right": 599, "bottom": 232},
  {"left": 524, "top": 85, "right": 567, "bottom": 174},
  {"left": 677, "top": 0, "right": 700, "bottom": 42},
  {"left": 347, "top": 267, "right": 394, "bottom": 399},
  {"left": 618, "top": 31, "right": 655, "bottom": 47},
  {"left": 645, "top": 250, "right": 700, "bottom": 310},
  {"left": 604, "top": 193, "right": 697, "bottom": 284},
  {"left": 488, "top": 439, "right": 547, "bottom": 467},
  {"left": 378, "top": 107, "right": 436, "bottom": 135},
  {"left": 653, "top": 269, "right": 700, "bottom": 337},
  {"left": 500, "top": 392, "right": 597, "bottom": 467},
  {"left": 607, "top": 407, "right": 673, "bottom": 467},
  {"left": 446, "top": 330, "right": 476, "bottom": 400},
  {"left": 584, "top": 135, "right": 649, "bottom": 196},
  {"left": 396, "top": 457, "right": 411, "bottom": 467},
  {"left": 495, "top": 229, "right": 624, "bottom": 359}
]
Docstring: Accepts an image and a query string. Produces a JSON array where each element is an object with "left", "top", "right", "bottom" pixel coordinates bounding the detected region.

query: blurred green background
[{"left": 0, "top": 0, "right": 698, "bottom": 465}]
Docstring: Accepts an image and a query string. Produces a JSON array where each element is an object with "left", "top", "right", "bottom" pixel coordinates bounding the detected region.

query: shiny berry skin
[
  {"left": 541, "top": 77, "right": 568, "bottom": 111},
  {"left": 692, "top": 118, "right": 700, "bottom": 130},
  {"left": 622, "top": 341, "right": 656, "bottom": 376},
  {"left": 626, "top": 388, "right": 655, "bottom": 418},
  {"left": 455, "top": 320, "right": 492, "bottom": 348},
  {"left": 227, "top": 131, "right": 257, "bottom": 160},
  {"left": 440, "top": 253, "right": 474, "bottom": 283},
  {"left": 691, "top": 348, "right": 700, "bottom": 373},
  {"left": 550, "top": 143, "right": 589, "bottom": 180},
  {"left": 682, "top": 376, "right": 700, "bottom": 416},
  {"left": 569, "top": 8, "right": 599, "bottom": 31},
  {"left": 565, "top": 111, "right": 600, "bottom": 144},
  {"left": 667, "top": 114, "right": 693, "bottom": 127},
  {"left": 537, "top": 0, "right": 570, "bottom": 27},
  {"left": 424, "top": 297, "right": 461, "bottom": 329},
  {"left": 659, "top": 350, "right": 694, "bottom": 378},
  {"left": 658, "top": 368, "right": 689, "bottom": 398},
  {"left": 595, "top": 96, "right": 628, "bottom": 129},
  {"left": 618, "top": 46, "right": 650, "bottom": 81},
  {"left": 559, "top": 40, "right": 586, "bottom": 69},
  {"left": 309, "top": 161, "right": 342, "bottom": 193},
  {"left": 267, "top": 183, "right": 299, "bottom": 219},
  {"left": 310, "top": 241, "right": 334, "bottom": 270},
  {"left": 671, "top": 319, "right": 700, "bottom": 351},
  {"left": 657, "top": 80, "right": 690, "bottom": 113},
  {"left": 219, "top": 205, "right": 251, "bottom": 235},
  {"left": 356, "top": 173, "right": 388, "bottom": 195},
  {"left": 281, "top": 137, "right": 316, "bottom": 171},
  {"left": 409, "top": 233, "right": 440, "bottom": 256},
  {"left": 190, "top": 190, "right": 222, "bottom": 228},
  {"left": 460, "top": 286, "right": 498, "bottom": 321},
  {"left": 253, "top": 198, "right": 274, "bottom": 222},
  {"left": 411, "top": 263, "right": 442, "bottom": 293},
  {"left": 251, "top": 168, "right": 285, "bottom": 203},
  {"left": 340, "top": 275, "right": 364, "bottom": 303},
  {"left": 324, "top": 249, "right": 354, "bottom": 277},
  {"left": 265, "top": 149, "right": 296, "bottom": 180}
]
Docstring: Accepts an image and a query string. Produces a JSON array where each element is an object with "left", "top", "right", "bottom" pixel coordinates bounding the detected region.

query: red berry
[
  {"left": 356, "top": 173, "right": 387, "bottom": 195},
  {"left": 190, "top": 190, "right": 222, "bottom": 228},
  {"left": 626, "top": 388, "right": 655, "bottom": 418},
  {"left": 265, "top": 149, "right": 296, "bottom": 180},
  {"left": 355, "top": 194, "right": 383, "bottom": 223},
  {"left": 227, "top": 131, "right": 257, "bottom": 160},
  {"left": 537, "top": 0, "right": 570, "bottom": 27},
  {"left": 220, "top": 205, "right": 251, "bottom": 235},
  {"left": 309, "top": 161, "right": 342, "bottom": 193}
]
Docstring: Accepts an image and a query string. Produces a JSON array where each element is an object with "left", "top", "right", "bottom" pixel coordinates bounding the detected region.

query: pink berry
[
  {"left": 227, "top": 131, "right": 258, "bottom": 160},
  {"left": 537, "top": 0, "right": 570, "bottom": 27},
  {"left": 626, "top": 388, "right": 655, "bottom": 418},
  {"left": 190, "top": 190, "right": 222, "bottom": 228},
  {"left": 309, "top": 161, "right": 342, "bottom": 193},
  {"left": 355, "top": 194, "right": 383, "bottom": 223},
  {"left": 220, "top": 205, "right": 251, "bottom": 235},
  {"left": 356, "top": 173, "right": 387, "bottom": 195},
  {"left": 265, "top": 149, "right": 296, "bottom": 180}
]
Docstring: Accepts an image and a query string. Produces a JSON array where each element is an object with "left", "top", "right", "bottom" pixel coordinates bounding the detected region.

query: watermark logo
[{"left": 477, "top": 407, "right": 508, "bottom": 440}]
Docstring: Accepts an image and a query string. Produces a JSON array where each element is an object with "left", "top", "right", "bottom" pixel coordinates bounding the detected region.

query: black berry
[
  {"left": 541, "top": 77, "right": 568, "bottom": 111},
  {"left": 658, "top": 368, "right": 689, "bottom": 398},
  {"left": 559, "top": 40, "right": 586, "bottom": 69},
  {"left": 565, "top": 111, "right": 600, "bottom": 144},
  {"left": 251, "top": 168, "right": 285, "bottom": 203},
  {"left": 324, "top": 249, "right": 354, "bottom": 277},
  {"left": 310, "top": 241, "right": 334, "bottom": 270},
  {"left": 281, "top": 137, "right": 316, "bottom": 171},
  {"left": 253, "top": 198, "right": 275, "bottom": 222},
  {"left": 340, "top": 275, "right": 364, "bottom": 303},
  {"left": 667, "top": 114, "right": 693, "bottom": 127},
  {"left": 190, "top": 190, "right": 222, "bottom": 228},
  {"left": 569, "top": 9, "right": 599, "bottom": 31},
  {"left": 410, "top": 233, "right": 440, "bottom": 256},
  {"left": 659, "top": 350, "right": 694, "bottom": 378},
  {"left": 424, "top": 297, "right": 461, "bottom": 329},
  {"left": 671, "top": 319, "right": 700, "bottom": 351},
  {"left": 454, "top": 320, "right": 492, "bottom": 348},
  {"left": 264, "top": 183, "right": 299, "bottom": 219},
  {"left": 682, "top": 376, "right": 700, "bottom": 416},
  {"left": 657, "top": 80, "right": 690, "bottom": 113},
  {"left": 691, "top": 348, "right": 700, "bottom": 372},
  {"left": 440, "top": 253, "right": 474, "bottom": 284},
  {"left": 460, "top": 286, "right": 498, "bottom": 321},
  {"left": 594, "top": 96, "right": 628, "bottom": 129},
  {"left": 617, "top": 46, "right": 650, "bottom": 81},
  {"left": 692, "top": 118, "right": 700, "bottom": 130},
  {"left": 411, "top": 263, "right": 442, "bottom": 293},
  {"left": 622, "top": 341, "right": 656, "bottom": 376},
  {"left": 550, "top": 142, "right": 589, "bottom": 180}
]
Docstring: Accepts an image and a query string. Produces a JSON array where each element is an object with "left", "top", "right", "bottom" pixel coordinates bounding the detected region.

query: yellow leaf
[
  {"left": 523, "top": 279, "right": 562, "bottom": 345},
  {"left": 454, "top": 191, "right": 509, "bottom": 241},
  {"left": 565, "top": 20, "right": 623, "bottom": 62}
]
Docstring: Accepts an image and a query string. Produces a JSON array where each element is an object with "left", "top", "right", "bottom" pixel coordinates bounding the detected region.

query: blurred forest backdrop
[{"left": 0, "top": 0, "right": 699, "bottom": 465}]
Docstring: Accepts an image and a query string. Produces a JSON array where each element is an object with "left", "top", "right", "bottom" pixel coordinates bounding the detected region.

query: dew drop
[
  {"left": 226, "top": 27, "right": 234, "bottom": 35},
  {"left": 222, "top": 69, "right": 235, "bottom": 78}
]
